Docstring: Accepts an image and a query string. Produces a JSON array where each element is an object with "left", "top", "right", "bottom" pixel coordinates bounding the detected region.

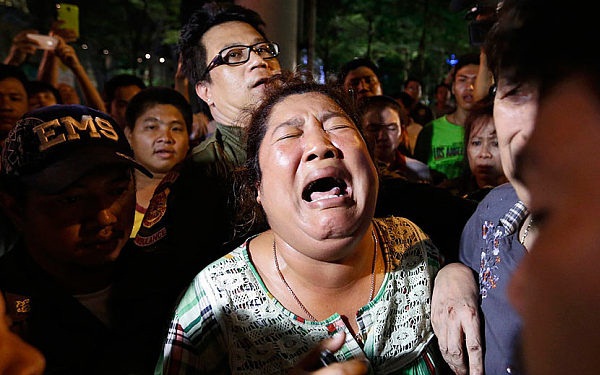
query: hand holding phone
[
  {"left": 26, "top": 34, "right": 58, "bottom": 50},
  {"left": 56, "top": 3, "right": 79, "bottom": 40}
]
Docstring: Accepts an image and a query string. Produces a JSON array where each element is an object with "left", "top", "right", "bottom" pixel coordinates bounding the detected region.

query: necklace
[
  {"left": 520, "top": 216, "right": 534, "bottom": 245},
  {"left": 273, "top": 229, "right": 378, "bottom": 321}
]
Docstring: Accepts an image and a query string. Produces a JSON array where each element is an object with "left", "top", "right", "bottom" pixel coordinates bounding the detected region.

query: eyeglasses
[{"left": 202, "top": 41, "right": 280, "bottom": 78}]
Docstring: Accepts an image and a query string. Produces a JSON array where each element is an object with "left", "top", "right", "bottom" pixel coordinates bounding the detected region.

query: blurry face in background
[
  {"left": 435, "top": 85, "right": 450, "bottom": 104},
  {"left": 467, "top": 117, "right": 506, "bottom": 188},
  {"left": 343, "top": 67, "right": 382, "bottom": 101},
  {"left": 28, "top": 90, "right": 58, "bottom": 110},
  {"left": 404, "top": 80, "right": 422, "bottom": 101},
  {"left": 452, "top": 64, "right": 479, "bottom": 111},
  {"left": 0, "top": 77, "right": 28, "bottom": 141},
  {"left": 110, "top": 85, "right": 143, "bottom": 128},
  {"left": 509, "top": 75, "right": 600, "bottom": 375},
  {"left": 362, "top": 106, "right": 402, "bottom": 164},
  {"left": 57, "top": 83, "right": 81, "bottom": 105}
]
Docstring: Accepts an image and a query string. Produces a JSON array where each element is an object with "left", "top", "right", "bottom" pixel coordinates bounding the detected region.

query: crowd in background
[{"left": 0, "top": 0, "right": 598, "bottom": 374}]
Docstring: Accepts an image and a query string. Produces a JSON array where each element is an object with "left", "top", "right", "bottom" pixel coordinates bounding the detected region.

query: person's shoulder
[
  {"left": 474, "top": 182, "right": 518, "bottom": 214},
  {"left": 375, "top": 216, "right": 425, "bottom": 239}
]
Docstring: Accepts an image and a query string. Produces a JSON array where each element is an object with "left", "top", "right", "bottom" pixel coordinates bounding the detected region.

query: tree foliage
[
  {"left": 2, "top": 0, "right": 476, "bottom": 96},
  {"left": 315, "top": 0, "right": 475, "bottom": 95}
]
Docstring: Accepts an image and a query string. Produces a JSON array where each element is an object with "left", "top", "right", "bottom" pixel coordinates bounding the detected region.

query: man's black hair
[
  {"left": 178, "top": 1, "right": 268, "bottom": 86},
  {"left": 337, "top": 57, "right": 381, "bottom": 85},
  {"left": 102, "top": 74, "right": 146, "bottom": 103}
]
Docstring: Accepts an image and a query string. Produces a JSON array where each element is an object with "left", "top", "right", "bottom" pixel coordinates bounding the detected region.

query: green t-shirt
[{"left": 417, "top": 116, "right": 465, "bottom": 180}]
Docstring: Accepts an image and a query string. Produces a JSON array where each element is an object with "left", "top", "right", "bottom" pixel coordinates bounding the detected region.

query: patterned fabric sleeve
[{"left": 155, "top": 277, "right": 228, "bottom": 375}]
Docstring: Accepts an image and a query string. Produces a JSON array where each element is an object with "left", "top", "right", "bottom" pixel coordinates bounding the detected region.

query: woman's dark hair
[
  {"left": 125, "top": 86, "right": 193, "bottom": 134},
  {"left": 233, "top": 70, "right": 360, "bottom": 239}
]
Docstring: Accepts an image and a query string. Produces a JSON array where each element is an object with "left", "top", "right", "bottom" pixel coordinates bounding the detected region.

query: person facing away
[
  {"left": 431, "top": 1, "right": 543, "bottom": 373},
  {"left": 0, "top": 104, "right": 178, "bottom": 374},
  {"left": 437, "top": 93, "right": 507, "bottom": 201},
  {"left": 123, "top": 86, "right": 192, "bottom": 238},
  {"left": 414, "top": 53, "right": 480, "bottom": 184},
  {"left": 358, "top": 94, "right": 432, "bottom": 183},
  {"left": 102, "top": 74, "right": 146, "bottom": 129},
  {"left": 403, "top": 77, "right": 434, "bottom": 126},
  {"left": 338, "top": 57, "right": 383, "bottom": 102},
  {"left": 429, "top": 83, "right": 455, "bottom": 119},
  {"left": 133, "top": 1, "right": 283, "bottom": 302},
  {"left": 156, "top": 71, "right": 450, "bottom": 375}
]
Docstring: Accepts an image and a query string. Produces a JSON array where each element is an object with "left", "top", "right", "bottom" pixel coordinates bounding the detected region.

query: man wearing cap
[{"left": 0, "top": 104, "right": 169, "bottom": 374}]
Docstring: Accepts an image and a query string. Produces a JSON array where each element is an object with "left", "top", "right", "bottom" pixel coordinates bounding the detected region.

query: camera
[
  {"left": 468, "top": 18, "right": 495, "bottom": 47},
  {"left": 451, "top": 0, "right": 502, "bottom": 47}
]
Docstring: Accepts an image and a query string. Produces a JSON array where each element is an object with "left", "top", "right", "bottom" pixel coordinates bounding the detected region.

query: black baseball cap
[{"left": 1, "top": 104, "right": 151, "bottom": 193}]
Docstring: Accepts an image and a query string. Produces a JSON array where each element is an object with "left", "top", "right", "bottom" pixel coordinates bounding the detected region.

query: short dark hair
[
  {"left": 0, "top": 64, "right": 28, "bottom": 87},
  {"left": 434, "top": 83, "right": 451, "bottom": 94},
  {"left": 337, "top": 58, "right": 380, "bottom": 85},
  {"left": 0, "top": 64, "right": 29, "bottom": 86},
  {"left": 485, "top": 0, "right": 598, "bottom": 98},
  {"left": 403, "top": 77, "right": 423, "bottom": 89},
  {"left": 125, "top": 86, "right": 193, "bottom": 134},
  {"left": 178, "top": 1, "right": 268, "bottom": 86},
  {"left": 452, "top": 53, "right": 480, "bottom": 81},
  {"left": 102, "top": 74, "right": 146, "bottom": 104},
  {"left": 358, "top": 95, "right": 408, "bottom": 127},
  {"left": 26, "top": 80, "right": 62, "bottom": 104}
]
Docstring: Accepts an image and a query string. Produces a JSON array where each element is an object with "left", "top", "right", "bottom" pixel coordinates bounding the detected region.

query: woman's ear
[{"left": 256, "top": 183, "right": 262, "bottom": 205}]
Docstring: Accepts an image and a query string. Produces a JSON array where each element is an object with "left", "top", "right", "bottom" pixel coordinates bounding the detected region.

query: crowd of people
[{"left": 0, "top": 0, "right": 597, "bottom": 374}]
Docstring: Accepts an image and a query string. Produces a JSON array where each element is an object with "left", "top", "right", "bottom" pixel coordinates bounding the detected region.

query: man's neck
[{"left": 446, "top": 107, "right": 469, "bottom": 126}]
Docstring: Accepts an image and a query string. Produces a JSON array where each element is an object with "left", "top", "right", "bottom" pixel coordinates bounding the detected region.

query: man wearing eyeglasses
[
  {"left": 133, "top": 2, "right": 282, "bottom": 316},
  {"left": 179, "top": 1, "right": 282, "bottom": 173}
]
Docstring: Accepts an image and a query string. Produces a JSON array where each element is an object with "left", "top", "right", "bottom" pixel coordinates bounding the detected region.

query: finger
[
  {"left": 463, "top": 318, "right": 484, "bottom": 375},
  {"left": 291, "top": 332, "right": 347, "bottom": 373},
  {"left": 443, "top": 314, "right": 468, "bottom": 375}
]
